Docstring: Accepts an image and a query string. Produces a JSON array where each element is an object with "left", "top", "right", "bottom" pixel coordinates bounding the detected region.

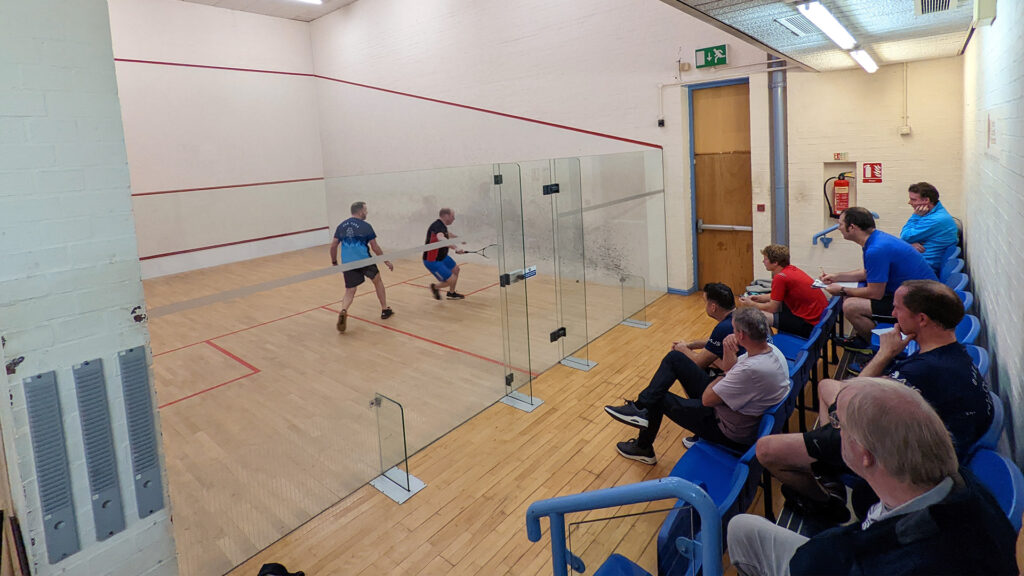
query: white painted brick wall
[
  {"left": 962, "top": 0, "right": 1024, "bottom": 465},
  {"left": 0, "top": 0, "right": 178, "bottom": 574}
]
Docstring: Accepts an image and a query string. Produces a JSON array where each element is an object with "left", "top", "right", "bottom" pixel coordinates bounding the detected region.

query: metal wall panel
[{"left": 117, "top": 347, "right": 164, "bottom": 518}]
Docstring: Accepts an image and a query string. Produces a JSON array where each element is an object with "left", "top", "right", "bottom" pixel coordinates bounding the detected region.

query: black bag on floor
[{"left": 258, "top": 563, "right": 304, "bottom": 576}]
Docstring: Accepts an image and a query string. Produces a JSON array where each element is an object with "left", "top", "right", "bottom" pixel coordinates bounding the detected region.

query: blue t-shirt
[
  {"left": 899, "top": 201, "right": 959, "bottom": 274},
  {"left": 706, "top": 312, "right": 746, "bottom": 358},
  {"left": 334, "top": 217, "right": 376, "bottom": 264},
  {"left": 887, "top": 342, "right": 992, "bottom": 460},
  {"left": 863, "top": 230, "right": 937, "bottom": 294}
]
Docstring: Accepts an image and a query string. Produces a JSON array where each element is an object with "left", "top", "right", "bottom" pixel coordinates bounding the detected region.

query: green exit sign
[{"left": 695, "top": 45, "right": 727, "bottom": 68}]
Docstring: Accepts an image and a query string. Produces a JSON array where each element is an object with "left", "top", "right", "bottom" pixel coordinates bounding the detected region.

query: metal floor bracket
[
  {"left": 561, "top": 356, "right": 597, "bottom": 372},
  {"left": 370, "top": 467, "right": 426, "bottom": 504},
  {"left": 500, "top": 390, "right": 544, "bottom": 413}
]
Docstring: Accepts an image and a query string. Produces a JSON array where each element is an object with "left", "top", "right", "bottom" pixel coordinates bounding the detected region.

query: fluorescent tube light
[
  {"left": 849, "top": 49, "right": 879, "bottom": 73},
  {"left": 798, "top": 1, "right": 857, "bottom": 50},
  {"left": 292, "top": 0, "right": 323, "bottom": 4}
]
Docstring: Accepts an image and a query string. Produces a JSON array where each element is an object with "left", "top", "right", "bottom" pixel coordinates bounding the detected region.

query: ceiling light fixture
[
  {"left": 848, "top": 49, "right": 879, "bottom": 73},
  {"left": 797, "top": 1, "right": 857, "bottom": 50},
  {"left": 292, "top": 0, "right": 323, "bottom": 4}
]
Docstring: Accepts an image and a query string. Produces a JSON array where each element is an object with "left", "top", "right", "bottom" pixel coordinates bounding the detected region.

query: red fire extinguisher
[{"left": 833, "top": 177, "right": 850, "bottom": 212}]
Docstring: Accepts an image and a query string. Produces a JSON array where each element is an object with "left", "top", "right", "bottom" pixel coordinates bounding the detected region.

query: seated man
[
  {"left": 756, "top": 279, "right": 993, "bottom": 521},
  {"left": 660, "top": 282, "right": 744, "bottom": 375},
  {"left": 900, "top": 182, "right": 959, "bottom": 275},
  {"left": 740, "top": 244, "right": 827, "bottom": 338},
  {"left": 820, "top": 207, "right": 936, "bottom": 350},
  {"left": 728, "top": 377, "right": 1017, "bottom": 576},
  {"left": 605, "top": 307, "right": 789, "bottom": 464}
]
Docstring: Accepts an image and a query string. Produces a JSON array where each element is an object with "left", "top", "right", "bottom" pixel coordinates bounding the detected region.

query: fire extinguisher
[{"left": 833, "top": 177, "right": 850, "bottom": 212}]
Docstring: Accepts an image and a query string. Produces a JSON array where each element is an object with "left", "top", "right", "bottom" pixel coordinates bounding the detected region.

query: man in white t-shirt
[{"left": 609, "top": 307, "right": 791, "bottom": 464}]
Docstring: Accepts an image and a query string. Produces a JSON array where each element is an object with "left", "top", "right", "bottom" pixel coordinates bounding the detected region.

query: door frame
[{"left": 686, "top": 77, "right": 750, "bottom": 293}]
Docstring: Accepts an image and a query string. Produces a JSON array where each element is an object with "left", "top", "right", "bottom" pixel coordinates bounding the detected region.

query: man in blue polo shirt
[
  {"left": 820, "top": 207, "right": 936, "bottom": 350},
  {"left": 329, "top": 201, "right": 394, "bottom": 332},
  {"left": 900, "top": 182, "right": 959, "bottom": 275}
]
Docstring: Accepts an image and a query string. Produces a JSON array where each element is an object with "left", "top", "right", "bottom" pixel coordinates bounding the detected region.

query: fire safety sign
[{"left": 862, "top": 163, "right": 882, "bottom": 183}]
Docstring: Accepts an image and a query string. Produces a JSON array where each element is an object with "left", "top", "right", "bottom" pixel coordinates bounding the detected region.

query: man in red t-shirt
[{"left": 740, "top": 244, "right": 827, "bottom": 338}]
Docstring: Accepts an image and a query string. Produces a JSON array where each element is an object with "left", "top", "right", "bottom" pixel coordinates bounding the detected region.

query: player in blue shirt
[
  {"left": 820, "top": 207, "right": 936, "bottom": 350},
  {"left": 329, "top": 201, "right": 394, "bottom": 332}
]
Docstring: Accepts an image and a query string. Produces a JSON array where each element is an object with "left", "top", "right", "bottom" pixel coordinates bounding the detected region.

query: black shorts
[
  {"left": 870, "top": 292, "right": 896, "bottom": 316},
  {"left": 774, "top": 302, "right": 816, "bottom": 338},
  {"left": 802, "top": 424, "right": 851, "bottom": 476},
  {"left": 343, "top": 264, "right": 380, "bottom": 288}
]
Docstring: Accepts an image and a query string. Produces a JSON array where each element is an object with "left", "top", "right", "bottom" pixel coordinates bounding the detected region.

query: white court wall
[
  {"left": 107, "top": 0, "right": 327, "bottom": 278},
  {"left": 0, "top": 1, "right": 177, "bottom": 574},
  {"left": 963, "top": 0, "right": 1024, "bottom": 464},
  {"left": 310, "top": 0, "right": 769, "bottom": 291},
  {"left": 786, "top": 58, "right": 964, "bottom": 274}
]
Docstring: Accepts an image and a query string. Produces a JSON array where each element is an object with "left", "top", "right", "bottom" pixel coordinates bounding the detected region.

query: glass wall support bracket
[
  {"left": 369, "top": 393, "right": 425, "bottom": 504},
  {"left": 560, "top": 357, "right": 597, "bottom": 371},
  {"left": 500, "top": 390, "right": 544, "bottom": 413}
]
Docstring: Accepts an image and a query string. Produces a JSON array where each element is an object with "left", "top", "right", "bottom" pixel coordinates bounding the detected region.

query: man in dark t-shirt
[
  {"left": 423, "top": 208, "right": 466, "bottom": 300},
  {"left": 329, "top": 201, "right": 394, "bottom": 332},
  {"left": 756, "top": 280, "right": 991, "bottom": 521},
  {"left": 604, "top": 283, "right": 746, "bottom": 448}
]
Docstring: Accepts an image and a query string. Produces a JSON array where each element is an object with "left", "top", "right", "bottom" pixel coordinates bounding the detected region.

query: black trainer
[
  {"left": 780, "top": 484, "right": 851, "bottom": 525},
  {"left": 604, "top": 401, "right": 649, "bottom": 429},
  {"left": 615, "top": 439, "right": 657, "bottom": 465},
  {"left": 682, "top": 435, "right": 699, "bottom": 449},
  {"left": 832, "top": 334, "right": 873, "bottom": 354},
  {"left": 336, "top": 310, "right": 347, "bottom": 333},
  {"left": 381, "top": 308, "right": 394, "bottom": 320},
  {"left": 446, "top": 291, "right": 465, "bottom": 300},
  {"left": 430, "top": 284, "right": 441, "bottom": 300}
]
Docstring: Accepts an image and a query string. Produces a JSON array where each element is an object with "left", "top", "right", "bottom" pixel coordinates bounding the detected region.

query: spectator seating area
[{"left": 525, "top": 244, "right": 1024, "bottom": 576}]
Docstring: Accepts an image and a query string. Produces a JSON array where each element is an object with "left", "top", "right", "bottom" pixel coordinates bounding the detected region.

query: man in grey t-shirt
[{"left": 607, "top": 307, "right": 790, "bottom": 465}]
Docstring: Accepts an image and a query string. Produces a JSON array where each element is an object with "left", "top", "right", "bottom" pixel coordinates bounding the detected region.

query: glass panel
[
  {"left": 495, "top": 163, "right": 534, "bottom": 400},
  {"left": 621, "top": 274, "right": 647, "bottom": 324},
  {"left": 373, "top": 392, "right": 409, "bottom": 491},
  {"left": 552, "top": 157, "right": 589, "bottom": 365},
  {"left": 566, "top": 501, "right": 696, "bottom": 576}
]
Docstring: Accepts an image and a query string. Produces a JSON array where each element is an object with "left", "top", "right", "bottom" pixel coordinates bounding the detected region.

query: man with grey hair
[
  {"left": 727, "top": 377, "right": 1016, "bottom": 576},
  {"left": 607, "top": 307, "right": 790, "bottom": 464}
]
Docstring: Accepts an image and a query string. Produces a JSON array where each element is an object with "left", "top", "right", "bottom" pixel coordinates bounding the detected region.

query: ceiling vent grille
[
  {"left": 775, "top": 14, "right": 817, "bottom": 37},
  {"left": 915, "top": 0, "right": 955, "bottom": 15}
]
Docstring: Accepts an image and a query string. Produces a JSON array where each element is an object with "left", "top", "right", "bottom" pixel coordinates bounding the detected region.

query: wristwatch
[{"left": 839, "top": 286, "right": 848, "bottom": 297}]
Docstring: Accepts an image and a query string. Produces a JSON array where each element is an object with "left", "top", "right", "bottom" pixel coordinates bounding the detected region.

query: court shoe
[
  {"left": 446, "top": 291, "right": 465, "bottom": 300},
  {"left": 381, "top": 308, "right": 394, "bottom": 320},
  {"left": 430, "top": 284, "right": 441, "bottom": 300},
  {"left": 682, "top": 435, "right": 699, "bottom": 449},
  {"left": 604, "top": 401, "right": 649, "bottom": 428},
  {"left": 832, "top": 334, "right": 873, "bottom": 354},
  {"left": 780, "top": 484, "right": 851, "bottom": 525},
  {"left": 336, "top": 310, "right": 347, "bottom": 333},
  {"left": 615, "top": 439, "right": 657, "bottom": 465}
]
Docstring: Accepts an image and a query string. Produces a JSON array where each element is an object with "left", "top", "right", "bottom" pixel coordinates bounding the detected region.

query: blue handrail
[
  {"left": 525, "top": 476, "right": 723, "bottom": 576},
  {"left": 812, "top": 211, "right": 880, "bottom": 248}
]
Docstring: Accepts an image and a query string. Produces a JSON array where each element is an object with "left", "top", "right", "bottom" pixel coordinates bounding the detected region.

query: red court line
[
  {"left": 404, "top": 282, "right": 432, "bottom": 289},
  {"left": 465, "top": 282, "right": 500, "bottom": 297},
  {"left": 157, "top": 340, "right": 261, "bottom": 409},
  {"left": 113, "top": 58, "right": 662, "bottom": 150},
  {"left": 140, "top": 227, "right": 329, "bottom": 260},
  {"left": 323, "top": 305, "right": 538, "bottom": 377},
  {"left": 132, "top": 176, "right": 323, "bottom": 197}
]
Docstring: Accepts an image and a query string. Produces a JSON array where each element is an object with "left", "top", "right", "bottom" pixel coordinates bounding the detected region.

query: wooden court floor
[{"left": 144, "top": 245, "right": 648, "bottom": 576}]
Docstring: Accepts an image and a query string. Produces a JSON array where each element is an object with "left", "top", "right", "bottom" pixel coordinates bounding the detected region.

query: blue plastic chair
[
  {"left": 965, "top": 344, "right": 989, "bottom": 375},
  {"left": 594, "top": 554, "right": 654, "bottom": 576},
  {"left": 970, "top": 390, "right": 1004, "bottom": 455},
  {"left": 966, "top": 448, "right": 1024, "bottom": 531},
  {"left": 956, "top": 314, "right": 981, "bottom": 345},
  {"left": 942, "top": 244, "right": 961, "bottom": 263},
  {"left": 956, "top": 290, "right": 974, "bottom": 312},
  {"left": 944, "top": 272, "right": 968, "bottom": 292},
  {"left": 786, "top": 350, "right": 810, "bottom": 433},
  {"left": 940, "top": 257, "right": 964, "bottom": 282}
]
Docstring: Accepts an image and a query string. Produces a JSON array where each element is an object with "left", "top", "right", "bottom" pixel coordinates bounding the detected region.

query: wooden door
[{"left": 693, "top": 83, "right": 753, "bottom": 296}]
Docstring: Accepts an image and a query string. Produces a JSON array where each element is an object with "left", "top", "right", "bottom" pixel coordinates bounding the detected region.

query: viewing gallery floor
[{"left": 144, "top": 245, "right": 655, "bottom": 575}]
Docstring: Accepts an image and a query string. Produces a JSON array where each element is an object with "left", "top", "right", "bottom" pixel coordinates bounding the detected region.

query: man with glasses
[
  {"left": 756, "top": 279, "right": 992, "bottom": 524},
  {"left": 727, "top": 378, "right": 1016, "bottom": 576}
]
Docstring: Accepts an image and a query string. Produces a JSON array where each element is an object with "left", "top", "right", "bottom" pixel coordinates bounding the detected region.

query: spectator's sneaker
[
  {"left": 615, "top": 439, "right": 657, "bottom": 465},
  {"left": 832, "top": 334, "right": 873, "bottom": 354},
  {"left": 781, "top": 484, "right": 850, "bottom": 525},
  {"left": 446, "top": 291, "right": 465, "bottom": 300},
  {"left": 381, "top": 308, "right": 394, "bottom": 320},
  {"left": 430, "top": 284, "right": 441, "bottom": 300},
  {"left": 336, "top": 310, "right": 347, "bottom": 333},
  {"left": 682, "top": 435, "right": 699, "bottom": 449},
  {"left": 604, "top": 401, "right": 649, "bottom": 428}
]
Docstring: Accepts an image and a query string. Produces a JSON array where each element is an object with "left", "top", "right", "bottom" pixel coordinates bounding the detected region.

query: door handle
[{"left": 697, "top": 218, "right": 753, "bottom": 233}]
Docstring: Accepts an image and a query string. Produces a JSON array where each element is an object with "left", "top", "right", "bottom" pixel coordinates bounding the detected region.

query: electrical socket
[{"left": 898, "top": 125, "right": 912, "bottom": 136}]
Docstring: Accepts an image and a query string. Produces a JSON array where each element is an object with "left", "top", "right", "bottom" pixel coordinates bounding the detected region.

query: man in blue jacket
[
  {"left": 900, "top": 182, "right": 959, "bottom": 275},
  {"left": 727, "top": 377, "right": 1017, "bottom": 576}
]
